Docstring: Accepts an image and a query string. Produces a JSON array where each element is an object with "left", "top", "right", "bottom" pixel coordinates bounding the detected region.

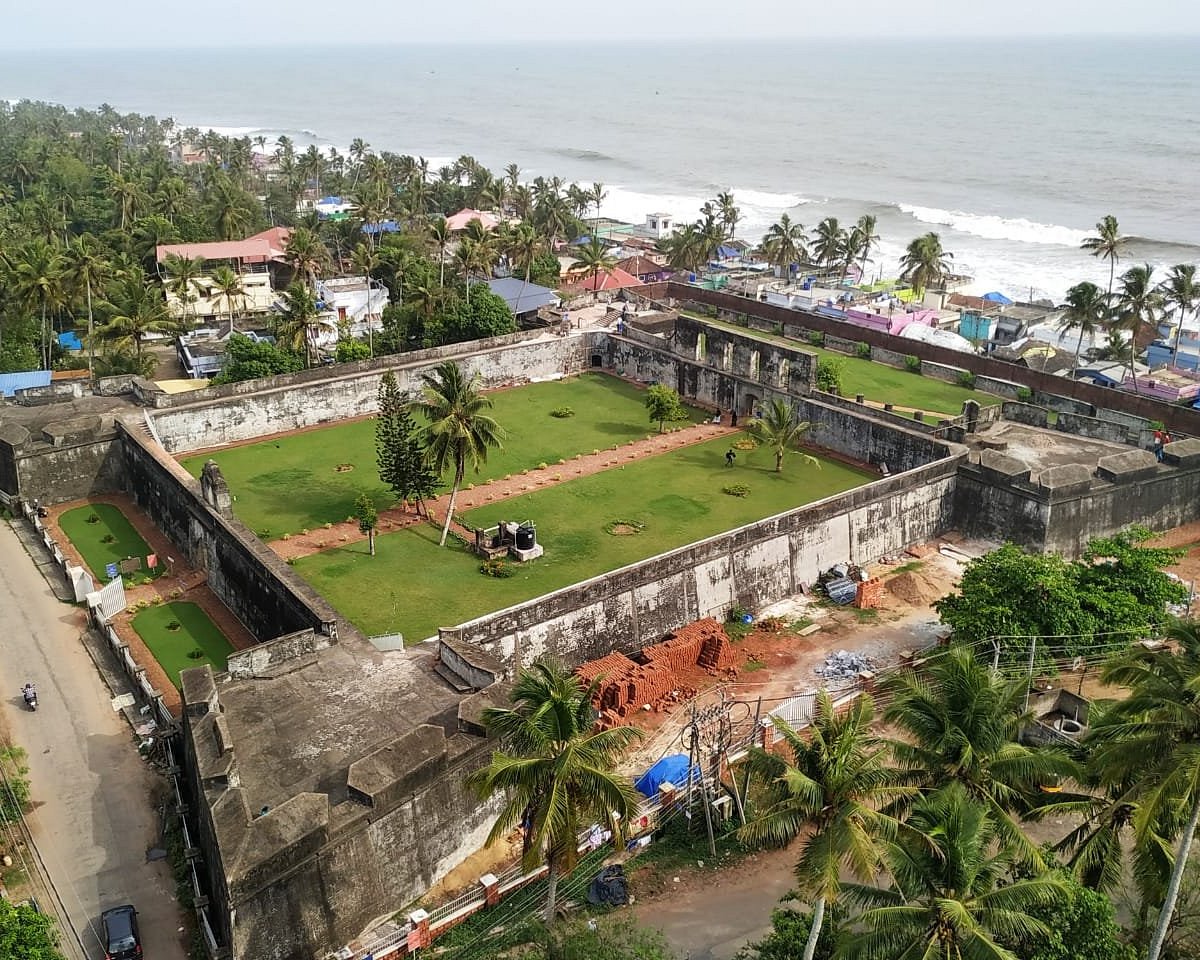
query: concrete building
[
  {"left": 486, "top": 277, "right": 560, "bottom": 324},
  {"left": 316, "top": 276, "right": 390, "bottom": 339},
  {"left": 156, "top": 228, "right": 292, "bottom": 325}
]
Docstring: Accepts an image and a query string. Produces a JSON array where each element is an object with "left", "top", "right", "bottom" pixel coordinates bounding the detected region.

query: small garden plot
[
  {"left": 131, "top": 602, "right": 233, "bottom": 688},
  {"left": 58, "top": 503, "right": 161, "bottom": 582}
]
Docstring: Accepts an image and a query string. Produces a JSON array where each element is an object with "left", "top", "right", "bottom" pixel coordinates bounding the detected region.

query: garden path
[{"left": 267, "top": 419, "right": 740, "bottom": 561}]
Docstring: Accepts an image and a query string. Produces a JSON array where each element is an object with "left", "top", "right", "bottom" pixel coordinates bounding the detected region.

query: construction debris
[{"left": 814, "top": 650, "right": 875, "bottom": 680}]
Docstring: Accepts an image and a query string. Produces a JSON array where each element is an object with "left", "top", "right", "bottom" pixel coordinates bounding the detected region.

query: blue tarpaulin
[
  {"left": 716, "top": 244, "right": 739, "bottom": 259},
  {"left": 982, "top": 291, "right": 1014, "bottom": 305},
  {"left": 635, "top": 754, "right": 700, "bottom": 797},
  {"left": 59, "top": 331, "right": 83, "bottom": 351}
]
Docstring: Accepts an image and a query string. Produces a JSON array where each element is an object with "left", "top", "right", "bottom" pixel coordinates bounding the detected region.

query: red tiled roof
[
  {"left": 157, "top": 227, "right": 291, "bottom": 265},
  {"left": 616, "top": 256, "right": 666, "bottom": 277},
  {"left": 577, "top": 267, "right": 645, "bottom": 292}
]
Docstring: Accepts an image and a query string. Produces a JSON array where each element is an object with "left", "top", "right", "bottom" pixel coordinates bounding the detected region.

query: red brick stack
[
  {"left": 576, "top": 618, "right": 738, "bottom": 728},
  {"left": 576, "top": 651, "right": 638, "bottom": 711},
  {"left": 855, "top": 578, "right": 884, "bottom": 609}
]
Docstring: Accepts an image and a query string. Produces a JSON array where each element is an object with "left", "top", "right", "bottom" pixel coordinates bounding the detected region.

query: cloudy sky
[{"left": 5, "top": 0, "right": 1199, "bottom": 48}]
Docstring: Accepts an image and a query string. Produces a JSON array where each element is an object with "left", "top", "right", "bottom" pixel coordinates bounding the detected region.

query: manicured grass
[
  {"left": 180, "top": 373, "right": 707, "bottom": 538},
  {"left": 294, "top": 433, "right": 872, "bottom": 642},
  {"left": 696, "top": 315, "right": 1001, "bottom": 417},
  {"left": 131, "top": 602, "right": 233, "bottom": 688},
  {"left": 58, "top": 503, "right": 160, "bottom": 582}
]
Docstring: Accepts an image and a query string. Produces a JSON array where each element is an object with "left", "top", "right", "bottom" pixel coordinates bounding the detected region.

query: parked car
[{"left": 101, "top": 905, "right": 141, "bottom": 960}]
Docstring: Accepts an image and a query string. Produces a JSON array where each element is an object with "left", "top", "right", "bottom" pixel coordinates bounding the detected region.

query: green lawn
[
  {"left": 695, "top": 315, "right": 1001, "bottom": 418},
  {"left": 294, "top": 433, "right": 873, "bottom": 642},
  {"left": 58, "top": 503, "right": 160, "bottom": 582},
  {"left": 131, "top": 602, "right": 234, "bottom": 688},
  {"left": 180, "top": 373, "right": 707, "bottom": 538}
]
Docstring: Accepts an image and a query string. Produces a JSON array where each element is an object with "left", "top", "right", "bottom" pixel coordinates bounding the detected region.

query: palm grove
[
  {"left": 0, "top": 100, "right": 625, "bottom": 380},
  {"left": 458, "top": 530, "right": 1200, "bottom": 960}
]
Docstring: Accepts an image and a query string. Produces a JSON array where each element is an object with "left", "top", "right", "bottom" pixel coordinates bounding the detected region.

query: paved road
[{"left": 0, "top": 521, "right": 186, "bottom": 960}]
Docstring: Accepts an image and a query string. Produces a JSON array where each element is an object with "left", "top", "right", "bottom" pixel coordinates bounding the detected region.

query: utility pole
[{"left": 1023, "top": 635, "right": 1037, "bottom": 712}]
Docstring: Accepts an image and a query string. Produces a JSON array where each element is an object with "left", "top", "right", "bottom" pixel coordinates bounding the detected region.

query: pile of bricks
[
  {"left": 576, "top": 651, "right": 638, "bottom": 711},
  {"left": 577, "top": 618, "right": 738, "bottom": 728},
  {"left": 855, "top": 577, "right": 884, "bottom": 609}
]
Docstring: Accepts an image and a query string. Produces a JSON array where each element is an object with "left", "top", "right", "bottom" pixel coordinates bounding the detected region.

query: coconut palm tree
[
  {"left": 10, "top": 238, "right": 67, "bottom": 368},
  {"left": 660, "top": 223, "right": 707, "bottom": 274},
  {"left": 879, "top": 646, "right": 1076, "bottom": 868},
  {"left": 1084, "top": 620, "right": 1200, "bottom": 960},
  {"left": 282, "top": 226, "right": 331, "bottom": 289},
  {"left": 761, "top": 214, "right": 807, "bottom": 280},
  {"left": 746, "top": 399, "right": 819, "bottom": 473},
  {"left": 851, "top": 214, "right": 880, "bottom": 284},
  {"left": 717, "top": 191, "right": 740, "bottom": 240},
  {"left": 411, "top": 361, "right": 505, "bottom": 546},
  {"left": 95, "top": 271, "right": 176, "bottom": 360},
  {"left": 573, "top": 236, "right": 617, "bottom": 301},
  {"left": 1112, "top": 263, "right": 1162, "bottom": 393},
  {"left": 64, "top": 236, "right": 111, "bottom": 382},
  {"left": 898, "top": 232, "right": 953, "bottom": 298},
  {"left": 811, "top": 217, "right": 848, "bottom": 273},
  {"left": 350, "top": 242, "right": 382, "bottom": 356},
  {"left": 841, "top": 784, "right": 1067, "bottom": 960},
  {"left": 588, "top": 181, "right": 606, "bottom": 232},
  {"left": 209, "top": 265, "right": 246, "bottom": 337},
  {"left": 1081, "top": 214, "right": 1126, "bottom": 301},
  {"left": 1160, "top": 264, "right": 1198, "bottom": 368},
  {"left": 739, "top": 693, "right": 914, "bottom": 960},
  {"left": 425, "top": 216, "right": 451, "bottom": 289},
  {"left": 273, "top": 281, "right": 326, "bottom": 367},
  {"left": 467, "top": 662, "right": 641, "bottom": 923},
  {"left": 1058, "top": 280, "right": 1110, "bottom": 371},
  {"left": 161, "top": 252, "right": 205, "bottom": 329}
]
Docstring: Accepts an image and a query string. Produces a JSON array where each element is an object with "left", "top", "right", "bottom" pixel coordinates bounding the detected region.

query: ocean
[{"left": 3, "top": 36, "right": 1198, "bottom": 301}]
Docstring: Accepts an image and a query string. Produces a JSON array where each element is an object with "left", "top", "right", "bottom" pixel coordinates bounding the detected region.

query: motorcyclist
[{"left": 22, "top": 683, "right": 36, "bottom": 708}]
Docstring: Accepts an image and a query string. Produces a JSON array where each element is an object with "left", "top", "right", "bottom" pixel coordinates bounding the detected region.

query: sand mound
[{"left": 886, "top": 570, "right": 947, "bottom": 607}]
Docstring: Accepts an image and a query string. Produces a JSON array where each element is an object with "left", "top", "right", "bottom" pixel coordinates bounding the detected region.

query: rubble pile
[{"left": 814, "top": 649, "right": 875, "bottom": 680}]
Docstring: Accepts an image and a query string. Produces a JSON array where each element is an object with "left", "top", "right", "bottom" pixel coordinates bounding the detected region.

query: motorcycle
[{"left": 22, "top": 685, "right": 37, "bottom": 711}]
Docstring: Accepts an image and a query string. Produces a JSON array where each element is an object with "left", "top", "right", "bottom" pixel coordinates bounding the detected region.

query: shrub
[
  {"left": 723, "top": 483, "right": 751, "bottom": 498},
  {"left": 86, "top": 514, "right": 100, "bottom": 524},
  {"left": 816, "top": 357, "right": 844, "bottom": 395},
  {"left": 904, "top": 354, "right": 922, "bottom": 373},
  {"left": 1016, "top": 386, "right": 1033, "bottom": 403},
  {"left": 549, "top": 406, "right": 575, "bottom": 418},
  {"left": 537, "top": 462, "right": 548, "bottom": 470},
  {"left": 807, "top": 330, "right": 825, "bottom": 347},
  {"left": 100, "top": 534, "right": 115, "bottom": 544},
  {"left": 166, "top": 619, "right": 181, "bottom": 632},
  {"left": 186, "top": 648, "right": 205, "bottom": 660},
  {"left": 957, "top": 370, "right": 977, "bottom": 389},
  {"left": 480, "top": 558, "right": 514, "bottom": 578},
  {"left": 855, "top": 341, "right": 872, "bottom": 359}
]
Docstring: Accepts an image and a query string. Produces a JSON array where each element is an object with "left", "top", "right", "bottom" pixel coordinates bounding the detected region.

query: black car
[{"left": 101, "top": 905, "right": 141, "bottom": 960}]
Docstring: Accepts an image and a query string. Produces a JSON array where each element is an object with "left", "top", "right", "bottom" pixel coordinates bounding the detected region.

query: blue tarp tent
[
  {"left": 716, "top": 244, "right": 739, "bottom": 259},
  {"left": 635, "top": 754, "right": 700, "bottom": 797},
  {"left": 982, "top": 291, "right": 1014, "bottom": 305},
  {"left": 59, "top": 331, "right": 83, "bottom": 351}
]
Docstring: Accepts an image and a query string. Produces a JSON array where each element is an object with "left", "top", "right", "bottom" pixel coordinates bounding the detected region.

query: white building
[{"left": 316, "top": 276, "right": 390, "bottom": 339}]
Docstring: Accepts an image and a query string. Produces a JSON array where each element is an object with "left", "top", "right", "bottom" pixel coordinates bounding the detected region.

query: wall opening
[
  {"left": 695, "top": 332, "right": 707, "bottom": 363},
  {"left": 779, "top": 358, "right": 790, "bottom": 388},
  {"left": 590, "top": 354, "right": 603, "bottom": 368}
]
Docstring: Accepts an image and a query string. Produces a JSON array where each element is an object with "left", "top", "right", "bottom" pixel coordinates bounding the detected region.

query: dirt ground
[{"left": 43, "top": 493, "right": 258, "bottom": 714}]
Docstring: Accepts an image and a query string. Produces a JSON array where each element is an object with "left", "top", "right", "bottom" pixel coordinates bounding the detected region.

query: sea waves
[{"left": 896, "top": 203, "right": 1091, "bottom": 248}]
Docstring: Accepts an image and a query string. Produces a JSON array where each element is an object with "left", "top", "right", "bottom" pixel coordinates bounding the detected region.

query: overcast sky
[{"left": 6, "top": 0, "right": 1200, "bottom": 48}]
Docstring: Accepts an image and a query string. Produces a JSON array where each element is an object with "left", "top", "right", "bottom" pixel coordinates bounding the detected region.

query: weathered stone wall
[
  {"left": 450, "top": 455, "right": 961, "bottom": 670},
  {"left": 181, "top": 668, "right": 499, "bottom": 960},
  {"left": 119, "top": 423, "right": 338, "bottom": 641},
  {"left": 0, "top": 417, "right": 123, "bottom": 504},
  {"left": 150, "top": 334, "right": 586, "bottom": 453},
  {"left": 226, "top": 629, "right": 330, "bottom": 679}
]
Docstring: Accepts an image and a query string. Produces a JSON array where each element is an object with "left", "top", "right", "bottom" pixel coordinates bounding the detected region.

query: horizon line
[{"left": 4, "top": 31, "right": 1200, "bottom": 53}]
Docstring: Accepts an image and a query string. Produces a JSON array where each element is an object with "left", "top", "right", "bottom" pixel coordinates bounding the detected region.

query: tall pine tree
[{"left": 375, "top": 371, "right": 438, "bottom": 514}]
